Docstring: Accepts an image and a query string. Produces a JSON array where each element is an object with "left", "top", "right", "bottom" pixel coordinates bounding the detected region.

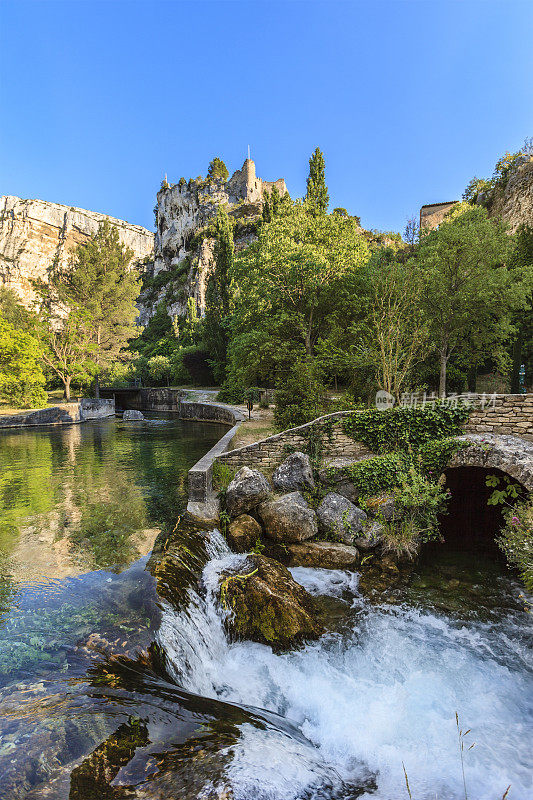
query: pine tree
[
  {"left": 207, "top": 157, "right": 229, "bottom": 181},
  {"left": 305, "top": 147, "right": 329, "bottom": 213}
]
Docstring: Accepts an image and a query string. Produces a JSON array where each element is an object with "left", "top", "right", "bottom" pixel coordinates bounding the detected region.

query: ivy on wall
[{"left": 342, "top": 404, "right": 471, "bottom": 454}]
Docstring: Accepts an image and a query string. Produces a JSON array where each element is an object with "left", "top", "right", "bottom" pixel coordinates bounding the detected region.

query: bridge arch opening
[{"left": 439, "top": 466, "right": 527, "bottom": 554}]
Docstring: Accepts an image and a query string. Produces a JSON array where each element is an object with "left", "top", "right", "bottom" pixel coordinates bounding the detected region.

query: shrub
[
  {"left": 147, "top": 355, "right": 171, "bottom": 386},
  {"left": 497, "top": 498, "right": 533, "bottom": 590},
  {"left": 274, "top": 361, "right": 326, "bottom": 430},
  {"left": 335, "top": 453, "right": 409, "bottom": 499}
]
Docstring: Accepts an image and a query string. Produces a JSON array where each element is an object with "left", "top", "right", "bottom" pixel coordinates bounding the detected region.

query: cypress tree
[{"left": 305, "top": 147, "right": 329, "bottom": 213}]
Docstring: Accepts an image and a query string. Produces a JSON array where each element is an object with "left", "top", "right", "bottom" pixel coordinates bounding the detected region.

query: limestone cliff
[
  {"left": 139, "top": 159, "right": 287, "bottom": 324},
  {"left": 486, "top": 156, "right": 533, "bottom": 232},
  {"left": 0, "top": 196, "right": 154, "bottom": 307}
]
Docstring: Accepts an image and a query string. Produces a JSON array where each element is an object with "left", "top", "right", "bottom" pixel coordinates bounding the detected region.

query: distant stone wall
[
  {"left": 464, "top": 394, "right": 533, "bottom": 441},
  {"left": 419, "top": 201, "right": 459, "bottom": 231},
  {"left": 0, "top": 398, "right": 115, "bottom": 428}
]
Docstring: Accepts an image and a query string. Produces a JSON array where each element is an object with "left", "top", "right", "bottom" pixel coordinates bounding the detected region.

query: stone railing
[
  {"left": 215, "top": 394, "right": 533, "bottom": 475},
  {"left": 217, "top": 412, "right": 373, "bottom": 472}
]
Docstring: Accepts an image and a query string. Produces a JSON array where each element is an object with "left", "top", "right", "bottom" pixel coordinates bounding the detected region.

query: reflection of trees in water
[{"left": 69, "top": 470, "right": 149, "bottom": 571}]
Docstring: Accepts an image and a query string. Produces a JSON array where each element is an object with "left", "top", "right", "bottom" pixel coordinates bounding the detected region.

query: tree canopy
[
  {"left": 207, "top": 157, "right": 229, "bottom": 181},
  {"left": 305, "top": 147, "right": 329, "bottom": 213}
]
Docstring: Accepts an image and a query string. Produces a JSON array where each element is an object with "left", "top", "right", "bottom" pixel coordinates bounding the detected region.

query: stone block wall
[
  {"left": 464, "top": 394, "right": 533, "bottom": 441},
  {"left": 217, "top": 412, "right": 373, "bottom": 472}
]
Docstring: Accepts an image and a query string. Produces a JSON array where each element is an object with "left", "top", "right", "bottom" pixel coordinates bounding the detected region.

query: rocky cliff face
[
  {"left": 486, "top": 156, "right": 533, "bottom": 232},
  {"left": 0, "top": 196, "right": 154, "bottom": 307},
  {"left": 138, "top": 159, "right": 287, "bottom": 324}
]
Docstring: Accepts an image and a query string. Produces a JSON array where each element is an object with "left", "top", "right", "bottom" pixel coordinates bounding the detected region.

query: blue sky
[{"left": 1, "top": 0, "right": 532, "bottom": 235}]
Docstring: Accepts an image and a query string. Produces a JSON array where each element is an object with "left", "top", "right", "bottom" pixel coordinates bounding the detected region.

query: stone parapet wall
[
  {"left": 217, "top": 412, "right": 373, "bottom": 472},
  {"left": 463, "top": 394, "right": 533, "bottom": 441}
]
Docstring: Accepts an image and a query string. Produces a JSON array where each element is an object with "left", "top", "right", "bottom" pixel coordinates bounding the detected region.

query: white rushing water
[{"left": 158, "top": 532, "right": 533, "bottom": 800}]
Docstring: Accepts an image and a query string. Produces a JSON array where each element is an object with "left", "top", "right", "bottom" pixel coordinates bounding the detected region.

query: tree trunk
[
  {"left": 439, "top": 352, "right": 447, "bottom": 398},
  {"left": 64, "top": 376, "right": 71, "bottom": 402},
  {"left": 95, "top": 373, "right": 100, "bottom": 400}
]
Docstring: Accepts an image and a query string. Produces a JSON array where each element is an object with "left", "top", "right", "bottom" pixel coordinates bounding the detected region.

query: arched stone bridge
[{"left": 447, "top": 434, "right": 533, "bottom": 491}]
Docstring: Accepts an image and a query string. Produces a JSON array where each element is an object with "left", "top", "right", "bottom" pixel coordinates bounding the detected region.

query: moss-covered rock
[
  {"left": 226, "top": 514, "right": 262, "bottom": 553},
  {"left": 220, "top": 554, "right": 323, "bottom": 649}
]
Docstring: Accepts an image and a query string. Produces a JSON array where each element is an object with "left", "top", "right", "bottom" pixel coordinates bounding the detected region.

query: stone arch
[
  {"left": 446, "top": 434, "right": 533, "bottom": 492},
  {"left": 440, "top": 434, "right": 532, "bottom": 551}
]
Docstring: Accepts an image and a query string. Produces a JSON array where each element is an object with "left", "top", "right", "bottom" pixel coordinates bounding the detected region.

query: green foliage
[
  {"left": 509, "top": 224, "right": 533, "bottom": 391},
  {"left": 417, "top": 436, "right": 472, "bottom": 477},
  {"left": 212, "top": 461, "right": 236, "bottom": 492},
  {"left": 203, "top": 206, "right": 234, "bottom": 383},
  {"left": 342, "top": 404, "right": 470, "bottom": 454},
  {"left": 485, "top": 473, "right": 523, "bottom": 506},
  {"left": 337, "top": 452, "right": 408, "bottom": 499},
  {"left": 306, "top": 147, "right": 329, "bottom": 212},
  {"left": 412, "top": 205, "right": 524, "bottom": 395},
  {"left": 0, "top": 315, "right": 47, "bottom": 408},
  {"left": 32, "top": 221, "right": 140, "bottom": 399},
  {"left": 207, "top": 157, "right": 229, "bottom": 181},
  {"left": 392, "top": 466, "right": 450, "bottom": 542},
  {"left": 497, "top": 497, "right": 533, "bottom": 590},
  {"left": 274, "top": 361, "right": 326, "bottom": 430},
  {"left": 147, "top": 354, "right": 171, "bottom": 385}
]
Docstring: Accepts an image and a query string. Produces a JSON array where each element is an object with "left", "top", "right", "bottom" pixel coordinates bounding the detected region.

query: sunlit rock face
[
  {"left": 0, "top": 195, "right": 154, "bottom": 307},
  {"left": 140, "top": 159, "right": 287, "bottom": 324},
  {"left": 486, "top": 156, "right": 533, "bottom": 232}
]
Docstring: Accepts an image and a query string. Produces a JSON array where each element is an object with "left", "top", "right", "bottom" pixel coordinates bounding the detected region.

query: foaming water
[{"left": 159, "top": 533, "right": 533, "bottom": 800}]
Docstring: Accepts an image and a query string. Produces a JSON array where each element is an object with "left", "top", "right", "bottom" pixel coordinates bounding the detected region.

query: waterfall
[{"left": 157, "top": 531, "right": 533, "bottom": 800}]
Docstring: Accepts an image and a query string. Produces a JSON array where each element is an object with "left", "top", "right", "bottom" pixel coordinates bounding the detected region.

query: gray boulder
[
  {"left": 259, "top": 492, "right": 318, "bottom": 543},
  {"left": 317, "top": 492, "right": 367, "bottom": 544},
  {"left": 284, "top": 541, "right": 360, "bottom": 569},
  {"left": 273, "top": 452, "right": 315, "bottom": 493},
  {"left": 366, "top": 494, "right": 400, "bottom": 522},
  {"left": 353, "top": 520, "right": 384, "bottom": 550},
  {"left": 227, "top": 514, "right": 263, "bottom": 553},
  {"left": 226, "top": 467, "right": 271, "bottom": 518},
  {"left": 123, "top": 409, "right": 144, "bottom": 421}
]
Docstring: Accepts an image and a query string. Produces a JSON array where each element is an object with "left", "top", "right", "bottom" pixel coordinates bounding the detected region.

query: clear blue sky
[{"left": 1, "top": 0, "right": 532, "bottom": 235}]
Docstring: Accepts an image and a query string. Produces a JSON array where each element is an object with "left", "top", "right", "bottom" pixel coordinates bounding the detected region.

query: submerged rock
[
  {"left": 225, "top": 467, "right": 270, "bottom": 518},
  {"left": 283, "top": 541, "right": 360, "bottom": 569},
  {"left": 259, "top": 492, "right": 318, "bottom": 542},
  {"left": 226, "top": 514, "right": 262, "bottom": 553},
  {"left": 272, "top": 451, "right": 315, "bottom": 493},
  {"left": 123, "top": 409, "right": 144, "bottom": 421},
  {"left": 220, "top": 554, "right": 323, "bottom": 648},
  {"left": 316, "top": 493, "right": 367, "bottom": 543}
]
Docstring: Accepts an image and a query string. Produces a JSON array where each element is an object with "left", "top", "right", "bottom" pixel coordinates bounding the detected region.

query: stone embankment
[{"left": 0, "top": 398, "right": 115, "bottom": 428}]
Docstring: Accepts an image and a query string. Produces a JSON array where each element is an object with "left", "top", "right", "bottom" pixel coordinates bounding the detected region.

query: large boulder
[
  {"left": 317, "top": 492, "right": 367, "bottom": 544},
  {"left": 123, "top": 409, "right": 144, "bottom": 421},
  {"left": 365, "top": 494, "right": 400, "bottom": 522},
  {"left": 225, "top": 467, "right": 270, "bottom": 518},
  {"left": 272, "top": 452, "right": 315, "bottom": 493},
  {"left": 259, "top": 492, "right": 318, "bottom": 543},
  {"left": 220, "top": 554, "right": 323, "bottom": 648},
  {"left": 284, "top": 541, "right": 360, "bottom": 569},
  {"left": 353, "top": 520, "right": 384, "bottom": 550},
  {"left": 226, "top": 514, "right": 262, "bottom": 553}
]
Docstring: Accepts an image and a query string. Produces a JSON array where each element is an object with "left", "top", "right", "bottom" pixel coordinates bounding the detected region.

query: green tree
[
  {"left": 0, "top": 287, "right": 36, "bottom": 332},
  {"left": 509, "top": 224, "right": 533, "bottom": 391},
  {"left": 0, "top": 315, "right": 47, "bottom": 408},
  {"left": 203, "top": 207, "right": 234, "bottom": 383},
  {"left": 227, "top": 200, "right": 369, "bottom": 388},
  {"left": 207, "top": 157, "right": 229, "bottom": 181},
  {"left": 33, "top": 222, "right": 141, "bottom": 399},
  {"left": 305, "top": 147, "right": 329, "bottom": 213},
  {"left": 414, "top": 204, "right": 527, "bottom": 396}
]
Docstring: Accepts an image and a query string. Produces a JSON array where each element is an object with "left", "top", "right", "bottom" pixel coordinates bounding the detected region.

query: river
[{"left": 0, "top": 416, "right": 531, "bottom": 799}]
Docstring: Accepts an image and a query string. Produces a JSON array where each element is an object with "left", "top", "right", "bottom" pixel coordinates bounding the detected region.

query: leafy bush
[
  {"left": 336, "top": 453, "right": 409, "bottom": 499},
  {"left": 212, "top": 461, "right": 236, "bottom": 492},
  {"left": 342, "top": 403, "right": 470, "bottom": 454},
  {"left": 217, "top": 383, "right": 262, "bottom": 405},
  {"left": 274, "top": 361, "right": 326, "bottom": 430},
  {"left": 147, "top": 355, "right": 171, "bottom": 385},
  {"left": 497, "top": 498, "right": 533, "bottom": 590}
]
